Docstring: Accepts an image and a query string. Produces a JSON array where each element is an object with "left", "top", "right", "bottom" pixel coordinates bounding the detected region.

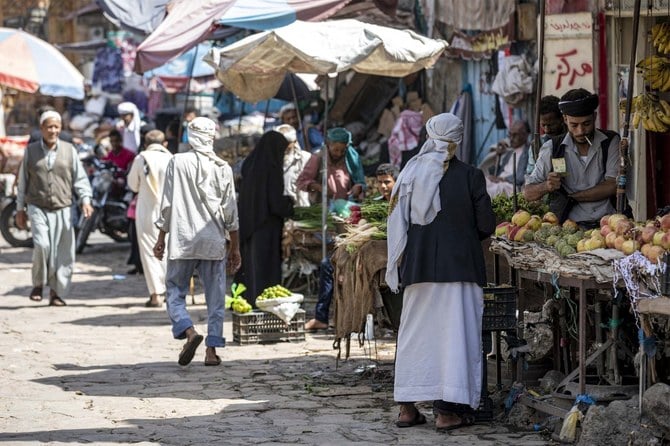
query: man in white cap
[
  {"left": 15, "top": 110, "right": 94, "bottom": 306},
  {"left": 386, "top": 113, "right": 495, "bottom": 431},
  {"left": 116, "top": 102, "right": 142, "bottom": 153},
  {"left": 153, "top": 117, "right": 241, "bottom": 367}
]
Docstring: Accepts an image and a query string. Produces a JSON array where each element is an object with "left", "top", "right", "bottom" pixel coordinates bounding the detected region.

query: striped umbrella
[{"left": 0, "top": 28, "right": 85, "bottom": 99}]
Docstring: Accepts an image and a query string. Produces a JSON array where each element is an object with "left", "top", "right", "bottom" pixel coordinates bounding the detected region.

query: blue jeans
[
  {"left": 165, "top": 258, "right": 226, "bottom": 347},
  {"left": 314, "top": 257, "right": 333, "bottom": 323}
]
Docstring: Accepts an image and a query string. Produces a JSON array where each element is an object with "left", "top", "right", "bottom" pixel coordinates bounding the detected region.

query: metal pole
[
  {"left": 321, "top": 78, "right": 329, "bottom": 260},
  {"left": 618, "top": 0, "right": 642, "bottom": 213},
  {"left": 533, "top": 0, "right": 546, "bottom": 160}
]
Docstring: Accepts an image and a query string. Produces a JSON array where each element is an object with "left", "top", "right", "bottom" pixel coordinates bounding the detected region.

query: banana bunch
[
  {"left": 631, "top": 93, "right": 670, "bottom": 133},
  {"left": 636, "top": 55, "right": 670, "bottom": 91},
  {"left": 651, "top": 22, "right": 670, "bottom": 54}
]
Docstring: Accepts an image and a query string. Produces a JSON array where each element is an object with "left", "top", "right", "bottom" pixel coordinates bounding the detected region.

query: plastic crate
[
  {"left": 232, "top": 309, "right": 305, "bottom": 345},
  {"left": 482, "top": 286, "right": 517, "bottom": 332}
]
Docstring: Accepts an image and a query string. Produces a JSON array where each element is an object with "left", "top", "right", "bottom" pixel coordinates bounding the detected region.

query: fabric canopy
[
  {"left": 96, "top": 0, "right": 171, "bottom": 35},
  {"left": 204, "top": 19, "right": 448, "bottom": 102},
  {"left": 436, "top": 0, "right": 514, "bottom": 31},
  {"left": 134, "top": 0, "right": 351, "bottom": 73}
]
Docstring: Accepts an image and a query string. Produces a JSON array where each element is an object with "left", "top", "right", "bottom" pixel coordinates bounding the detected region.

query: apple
[
  {"left": 514, "top": 228, "right": 528, "bottom": 242},
  {"left": 614, "top": 235, "right": 626, "bottom": 251},
  {"left": 653, "top": 231, "right": 665, "bottom": 247},
  {"left": 621, "top": 239, "right": 639, "bottom": 255},
  {"left": 511, "top": 210, "right": 531, "bottom": 227},
  {"left": 640, "top": 226, "right": 657, "bottom": 244},
  {"left": 543, "top": 212, "right": 559, "bottom": 225},
  {"left": 590, "top": 236, "right": 605, "bottom": 249},
  {"left": 600, "top": 225, "right": 612, "bottom": 236},
  {"left": 615, "top": 219, "right": 634, "bottom": 236},
  {"left": 495, "top": 222, "right": 510, "bottom": 237},
  {"left": 525, "top": 216, "right": 542, "bottom": 231},
  {"left": 660, "top": 214, "right": 670, "bottom": 231},
  {"left": 640, "top": 243, "right": 652, "bottom": 257},
  {"left": 605, "top": 232, "right": 617, "bottom": 249},
  {"left": 608, "top": 214, "right": 628, "bottom": 229},
  {"left": 661, "top": 232, "right": 670, "bottom": 250},
  {"left": 646, "top": 245, "right": 666, "bottom": 263},
  {"left": 563, "top": 219, "right": 579, "bottom": 232},
  {"left": 600, "top": 215, "right": 611, "bottom": 228},
  {"left": 508, "top": 225, "right": 521, "bottom": 241}
]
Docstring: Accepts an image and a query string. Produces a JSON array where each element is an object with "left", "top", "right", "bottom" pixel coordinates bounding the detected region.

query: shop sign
[{"left": 542, "top": 12, "right": 594, "bottom": 96}]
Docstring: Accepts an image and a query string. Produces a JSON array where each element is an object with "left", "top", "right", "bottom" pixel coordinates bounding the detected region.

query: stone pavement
[{"left": 0, "top": 234, "right": 552, "bottom": 445}]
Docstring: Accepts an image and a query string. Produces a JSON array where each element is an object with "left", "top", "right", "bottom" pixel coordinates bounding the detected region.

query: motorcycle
[
  {"left": 75, "top": 157, "right": 130, "bottom": 254},
  {"left": 0, "top": 193, "right": 33, "bottom": 248}
]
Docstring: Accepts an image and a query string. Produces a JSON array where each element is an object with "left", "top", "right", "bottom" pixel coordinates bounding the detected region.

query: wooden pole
[
  {"left": 618, "top": 0, "right": 642, "bottom": 213},
  {"left": 321, "top": 78, "right": 329, "bottom": 260},
  {"left": 533, "top": 0, "right": 546, "bottom": 161}
]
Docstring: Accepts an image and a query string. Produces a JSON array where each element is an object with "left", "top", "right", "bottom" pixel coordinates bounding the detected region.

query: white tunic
[
  {"left": 394, "top": 281, "right": 483, "bottom": 409},
  {"left": 127, "top": 144, "right": 173, "bottom": 295},
  {"left": 283, "top": 148, "right": 312, "bottom": 207},
  {"left": 155, "top": 150, "right": 238, "bottom": 260}
]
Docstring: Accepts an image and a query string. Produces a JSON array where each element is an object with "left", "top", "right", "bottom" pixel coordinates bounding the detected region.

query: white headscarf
[
  {"left": 117, "top": 102, "right": 141, "bottom": 151},
  {"left": 385, "top": 113, "right": 464, "bottom": 292},
  {"left": 274, "top": 124, "right": 297, "bottom": 143}
]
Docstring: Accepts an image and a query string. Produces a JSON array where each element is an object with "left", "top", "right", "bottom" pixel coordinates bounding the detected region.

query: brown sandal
[
  {"left": 49, "top": 293, "right": 66, "bottom": 306},
  {"left": 29, "top": 287, "right": 43, "bottom": 301}
]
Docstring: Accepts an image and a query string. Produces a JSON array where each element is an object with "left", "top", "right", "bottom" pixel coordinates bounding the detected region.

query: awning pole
[
  {"left": 618, "top": 0, "right": 642, "bottom": 213},
  {"left": 533, "top": 0, "right": 546, "bottom": 161},
  {"left": 322, "top": 77, "right": 329, "bottom": 260}
]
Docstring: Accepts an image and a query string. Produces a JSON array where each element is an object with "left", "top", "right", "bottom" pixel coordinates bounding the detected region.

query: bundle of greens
[
  {"left": 360, "top": 200, "right": 390, "bottom": 225},
  {"left": 290, "top": 204, "right": 335, "bottom": 230}
]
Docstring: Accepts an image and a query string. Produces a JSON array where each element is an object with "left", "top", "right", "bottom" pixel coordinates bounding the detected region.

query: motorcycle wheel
[
  {"left": 75, "top": 209, "right": 98, "bottom": 254},
  {"left": 0, "top": 201, "right": 33, "bottom": 248}
]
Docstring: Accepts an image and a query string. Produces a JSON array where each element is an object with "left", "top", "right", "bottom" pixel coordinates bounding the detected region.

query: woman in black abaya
[{"left": 235, "top": 131, "right": 294, "bottom": 306}]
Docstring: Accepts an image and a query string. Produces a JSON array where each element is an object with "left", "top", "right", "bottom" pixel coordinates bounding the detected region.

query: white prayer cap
[
  {"left": 274, "top": 124, "right": 297, "bottom": 142},
  {"left": 40, "top": 110, "right": 61, "bottom": 125},
  {"left": 425, "top": 113, "right": 463, "bottom": 144},
  {"left": 117, "top": 101, "right": 138, "bottom": 115}
]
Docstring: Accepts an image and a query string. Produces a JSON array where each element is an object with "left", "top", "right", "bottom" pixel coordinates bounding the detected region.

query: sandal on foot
[
  {"left": 145, "top": 298, "right": 161, "bottom": 308},
  {"left": 395, "top": 410, "right": 427, "bottom": 428},
  {"left": 204, "top": 354, "right": 221, "bottom": 366},
  {"left": 178, "top": 334, "right": 203, "bottom": 366},
  {"left": 29, "top": 287, "right": 43, "bottom": 302},
  {"left": 435, "top": 414, "right": 475, "bottom": 432}
]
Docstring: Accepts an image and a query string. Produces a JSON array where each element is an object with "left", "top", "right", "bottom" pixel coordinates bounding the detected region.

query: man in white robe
[
  {"left": 386, "top": 113, "right": 495, "bottom": 431},
  {"left": 127, "top": 130, "right": 172, "bottom": 307},
  {"left": 154, "top": 117, "right": 241, "bottom": 367}
]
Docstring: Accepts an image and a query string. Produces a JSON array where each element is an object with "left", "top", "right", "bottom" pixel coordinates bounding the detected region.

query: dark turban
[{"left": 558, "top": 94, "right": 599, "bottom": 117}]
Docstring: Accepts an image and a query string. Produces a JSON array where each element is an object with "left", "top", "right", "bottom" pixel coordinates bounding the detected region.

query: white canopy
[{"left": 204, "top": 19, "right": 448, "bottom": 102}]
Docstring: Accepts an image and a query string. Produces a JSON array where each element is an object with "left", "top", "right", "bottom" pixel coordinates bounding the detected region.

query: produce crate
[
  {"left": 482, "top": 286, "right": 517, "bottom": 332},
  {"left": 232, "top": 310, "right": 305, "bottom": 345}
]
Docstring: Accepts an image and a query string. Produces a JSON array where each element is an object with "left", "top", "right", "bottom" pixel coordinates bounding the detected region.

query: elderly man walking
[
  {"left": 15, "top": 111, "right": 94, "bottom": 306},
  {"left": 386, "top": 113, "right": 495, "bottom": 431},
  {"left": 127, "top": 130, "right": 173, "bottom": 307},
  {"left": 154, "top": 117, "right": 241, "bottom": 367}
]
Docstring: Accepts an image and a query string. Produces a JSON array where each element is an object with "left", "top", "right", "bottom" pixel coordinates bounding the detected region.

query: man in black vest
[
  {"left": 15, "top": 111, "right": 93, "bottom": 306},
  {"left": 524, "top": 89, "right": 619, "bottom": 227}
]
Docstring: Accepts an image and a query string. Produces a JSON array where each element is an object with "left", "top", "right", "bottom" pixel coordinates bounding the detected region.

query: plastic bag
[
  {"left": 256, "top": 294, "right": 304, "bottom": 324},
  {"left": 559, "top": 405, "right": 583, "bottom": 442}
]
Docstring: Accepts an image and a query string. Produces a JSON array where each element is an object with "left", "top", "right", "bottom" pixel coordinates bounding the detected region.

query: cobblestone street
[{"left": 0, "top": 235, "right": 552, "bottom": 445}]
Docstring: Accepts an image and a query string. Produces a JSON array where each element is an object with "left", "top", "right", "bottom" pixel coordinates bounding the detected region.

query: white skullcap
[
  {"left": 425, "top": 113, "right": 463, "bottom": 144},
  {"left": 40, "top": 110, "right": 61, "bottom": 125},
  {"left": 279, "top": 103, "right": 296, "bottom": 116},
  {"left": 274, "top": 124, "right": 297, "bottom": 142},
  {"left": 117, "top": 102, "right": 137, "bottom": 115}
]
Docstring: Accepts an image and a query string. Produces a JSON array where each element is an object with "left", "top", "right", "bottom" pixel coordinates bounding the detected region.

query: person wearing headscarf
[
  {"left": 117, "top": 101, "right": 142, "bottom": 153},
  {"left": 154, "top": 117, "right": 240, "bottom": 367},
  {"left": 276, "top": 123, "right": 311, "bottom": 208},
  {"left": 15, "top": 111, "right": 94, "bottom": 306},
  {"left": 235, "top": 130, "right": 294, "bottom": 307},
  {"left": 386, "top": 113, "right": 495, "bottom": 431},
  {"left": 524, "top": 88, "right": 619, "bottom": 227},
  {"left": 127, "top": 130, "right": 173, "bottom": 307},
  {"left": 296, "top": 127, "right": 366, "bottom": 202},
  {"left": 279, "top": 102, "right": 324, "bottom": 152}
]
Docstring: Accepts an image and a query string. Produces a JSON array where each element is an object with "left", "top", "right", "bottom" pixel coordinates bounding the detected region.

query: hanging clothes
[{"left": 92, "top": 46, "right": 124, "bottom": 93}]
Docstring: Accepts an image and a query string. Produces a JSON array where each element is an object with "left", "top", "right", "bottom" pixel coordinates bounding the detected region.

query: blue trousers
[
  {"left": 314, "top": 257, "right": 334, "bottom": 323},
  {"left": 165, "top": 258, "right": 226, "bottom": 347}
]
